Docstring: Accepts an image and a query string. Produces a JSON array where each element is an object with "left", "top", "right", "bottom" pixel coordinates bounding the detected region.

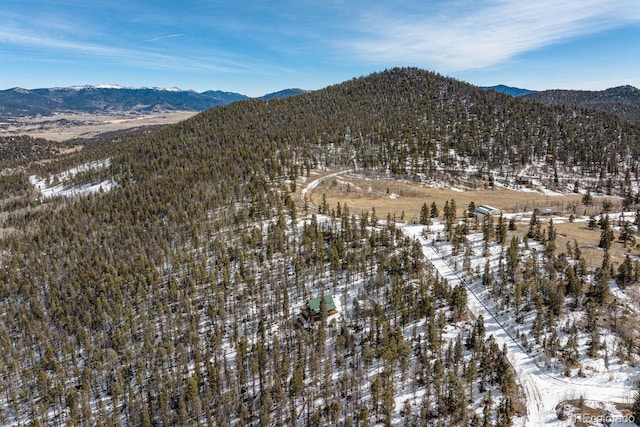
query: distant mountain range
[
  {"left": 483, "top": 85, "right": 537, "bottom": 97},
  {"left": 0, "top": 85, "right": 307, "bottom": 118}
]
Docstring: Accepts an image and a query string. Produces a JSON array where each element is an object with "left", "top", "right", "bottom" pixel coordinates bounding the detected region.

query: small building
[
  {"left": 475, "top": 204, "right": 501, "bottom": 216},
  {"left": 302, "top": 295, "right": 337, "bottom": 320},
  {"left": 516, "top": 175, "right": 532, "bottom": 185},
  {"left": 534, "top": 207, "right": 561, "bottom": 216}
]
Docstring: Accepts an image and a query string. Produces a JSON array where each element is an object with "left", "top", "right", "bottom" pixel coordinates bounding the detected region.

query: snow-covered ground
[{"left": 401, "top": 224, "right": 635, "bottom": 426}]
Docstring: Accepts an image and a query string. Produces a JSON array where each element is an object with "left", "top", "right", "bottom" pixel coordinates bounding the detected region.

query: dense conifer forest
[{"left": 1, "top": 68, "right": 639, "bottom": 425}]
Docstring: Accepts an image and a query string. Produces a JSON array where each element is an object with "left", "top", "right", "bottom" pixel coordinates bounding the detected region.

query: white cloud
[
  {"left": 0, "top": 28, "right": 131, "bottom": 58},
  {"left": 143, "top": 33, "right": 185, "bottom": 43},
  {"left": 348, "top": 0, "right": 640, "bottom": 71},
  {"left": 0, "top": 25, "right": 251, "bottom": 74}
]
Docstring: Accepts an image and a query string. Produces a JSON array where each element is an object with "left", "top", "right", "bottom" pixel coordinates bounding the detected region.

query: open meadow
[{"left": 302, "top": 170, "right": 637, "bottom": 269}]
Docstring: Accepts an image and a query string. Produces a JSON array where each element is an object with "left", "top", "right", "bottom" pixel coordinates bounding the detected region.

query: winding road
[{"left": 300, "top": 169, "right": 354, "bottom": 205}]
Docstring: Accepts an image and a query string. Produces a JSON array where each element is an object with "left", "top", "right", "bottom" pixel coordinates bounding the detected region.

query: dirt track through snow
[{"left": 403, "top": 225, "right": 633, "bottom": 426}]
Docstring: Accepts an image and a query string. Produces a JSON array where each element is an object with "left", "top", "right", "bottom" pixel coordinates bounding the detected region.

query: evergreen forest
[{"left": 1, "top": 68, "right": 640, "bottom": 426}]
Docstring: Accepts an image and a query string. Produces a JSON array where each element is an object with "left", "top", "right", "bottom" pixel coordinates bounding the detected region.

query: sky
[{"left": 1, "top": 0, "right": 640, "bottom": 97}]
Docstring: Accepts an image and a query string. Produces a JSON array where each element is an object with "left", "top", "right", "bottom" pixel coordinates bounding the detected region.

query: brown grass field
[
  {"left": 512, "top": 220, "right": 640, "bottom": 270},
  {"left": 299, "top": 170, "right": 636, "bottom": 269}
]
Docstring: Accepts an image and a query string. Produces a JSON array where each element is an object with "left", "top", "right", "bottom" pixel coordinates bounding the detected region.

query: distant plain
[{"left": 0, "top": 110, "right": 197, "bottom": 141}]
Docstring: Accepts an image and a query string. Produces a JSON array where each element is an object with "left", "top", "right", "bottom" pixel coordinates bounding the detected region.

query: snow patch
[
  {"left": 63, "top": 84, "right": 187, "bottom": 91},
  {"left": 29, "top": 159, "right": 117, "bottom": 199}
]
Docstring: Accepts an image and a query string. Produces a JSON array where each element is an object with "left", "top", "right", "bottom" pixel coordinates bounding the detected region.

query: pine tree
[
  {"left": 586, "top": 327, "right": 600, "bottom": 358},
  {"left": 565, "top": 266, "right": 582, "bottom": 302},
  {"left": 430, "top": 201, "right": 439, "bottom": 219},
  {"left": 420, "top": 203, "right": 430, "bottom": 225},
  {"left": 617, "top": 255, "right": 634, "bottom": 288},
  {"left": 619, "top": 221, "right": 634, "bottom": 247},
  {"left": 444, "top": 199, "right": 457, "bottom": 239},
  {"left": 589, "top": 254, "right": 611, "bottom": 305},
  {"left": 545, "top": 218, "right": 556, "bottom": 256},
  {"left": 506, "top": 237, "right": 519, "bottom": 282},
  {"left": 495, "top": 214, "right": 507, "bottom": 244},
  {"left": 482, "top": 215, "right": 494, "bottom": 255},
  {"left": 527, "top": 211, "right": 540, "bottom": 239},
  {"left": 320, "top": 193, "right": 329, "bottom": 214},
  {"left": 450, "top": 284, "right": 468, "bottom": 321},
  {"left": 598, "top": 215, "right": 614, "bottom": 249},
  {"left": 468, "top": 201, "right": 476, "bottom": 218}
]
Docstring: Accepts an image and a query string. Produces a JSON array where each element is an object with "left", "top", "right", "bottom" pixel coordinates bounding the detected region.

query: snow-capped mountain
[{"left": 65, "top": 84, "right": 187, "bottom": 91}]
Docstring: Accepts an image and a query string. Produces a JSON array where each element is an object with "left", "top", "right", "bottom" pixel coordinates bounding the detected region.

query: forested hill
[
  {"left": 183, "top": 66, "right": 637, "bottom": 177},
  {"left": 524, "top": 85, "right": 640, "bottom": 125},
  {"left": 1, "top": 67, "right": 640, "bottom": 426}
]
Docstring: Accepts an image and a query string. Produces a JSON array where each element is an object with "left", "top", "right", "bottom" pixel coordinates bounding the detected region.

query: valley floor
[{"left": 0, "top": 110, "right": 197, "bottom": 141}]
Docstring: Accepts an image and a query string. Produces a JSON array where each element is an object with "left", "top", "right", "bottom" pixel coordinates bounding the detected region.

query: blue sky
[{"left": 1, "top": 0, "right": 639, "bottom": 96}]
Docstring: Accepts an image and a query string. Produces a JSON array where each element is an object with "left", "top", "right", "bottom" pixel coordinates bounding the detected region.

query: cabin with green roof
[{"left": 301, "top": 295, "right": 337, "bottom": 320}]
